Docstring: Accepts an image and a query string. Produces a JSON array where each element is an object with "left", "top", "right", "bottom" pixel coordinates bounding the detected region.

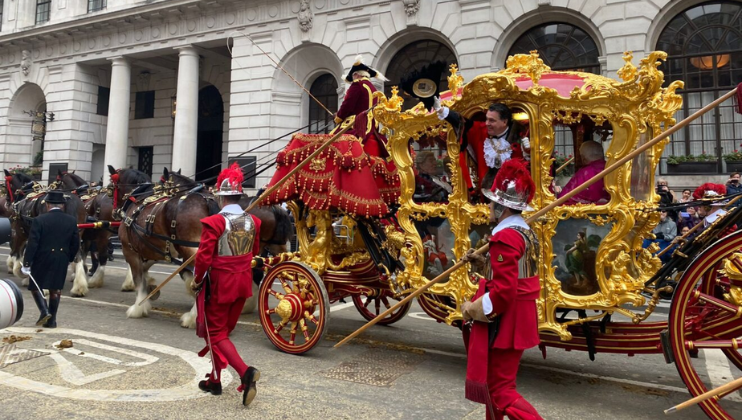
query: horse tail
[{"left": 270, "top": 205, "right": 293, "bottom": 245}]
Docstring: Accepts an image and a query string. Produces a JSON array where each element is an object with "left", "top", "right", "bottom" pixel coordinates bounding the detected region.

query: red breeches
[
  {"left": 363, "top": 134, "right": 382, "bottom": 157},
  {"left": 486, "top": 348, "right": 542, "bottom": 420},
  {"left": 205, "top": 297, "right": 245, "bottom": 343}
]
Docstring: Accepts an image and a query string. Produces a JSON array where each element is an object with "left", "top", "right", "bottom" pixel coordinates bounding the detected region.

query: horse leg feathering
[{"left": 70, "top": 261, "right": 89, "bottom": 297}]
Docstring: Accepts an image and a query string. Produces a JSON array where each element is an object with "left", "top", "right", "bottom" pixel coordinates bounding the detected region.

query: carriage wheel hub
[{"left": 275, "top": 294, "right": 304, "bottom": 322}]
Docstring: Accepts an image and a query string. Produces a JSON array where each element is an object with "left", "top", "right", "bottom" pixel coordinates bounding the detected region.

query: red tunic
[
  {"left": 194, "top": 213, "right": 261, "bottom": 304},
  {"left": 485, "top": 228, "right": 540, "bottom": 350},
  {"left": 336, "top": 78, "right": 389, "bottom": 158}
]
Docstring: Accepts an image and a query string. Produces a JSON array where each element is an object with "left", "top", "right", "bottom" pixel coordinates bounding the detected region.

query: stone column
[
  {"left": 171, "top": 46, "right": 199, "bottom": 177},
  {"left": 103, "top": 57, "right": 131, "bottom": 174}
]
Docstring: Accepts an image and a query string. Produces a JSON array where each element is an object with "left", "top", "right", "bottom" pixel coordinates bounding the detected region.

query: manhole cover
[
  {"left": 0, "top": 344, "right": 48, "bottom": 369},
  {"left": 320, "top": 350, "right": 422, "bottom": 387}
]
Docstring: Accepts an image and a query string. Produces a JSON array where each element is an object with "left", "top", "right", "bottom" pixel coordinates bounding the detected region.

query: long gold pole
[
  {"left": 137, "top": 119, "right": 355, "bottom": 306},
  {"left": 333, "top": 86, "right": 739, "bottom": 349},
  {"left": 665, "top": 376, "right": 742, "bottom": 414}
]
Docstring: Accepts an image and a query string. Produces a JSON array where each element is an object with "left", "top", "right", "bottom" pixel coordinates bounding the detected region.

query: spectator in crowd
[
  {"left": 643, "top": 210, "right": 677, "bottom": 263},
  {"left": 726, "top": 172, "right": 742, "bottom": 207},
  {"left": 677, "top": 206, "right": 701, "bottom": 233},
  {"left": 678, "top": 189, "right": 692, "bottom": 204}
]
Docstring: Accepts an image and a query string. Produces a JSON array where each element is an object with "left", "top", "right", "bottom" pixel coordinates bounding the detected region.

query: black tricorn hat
[
  {"left": 400, "top": 61, "right": 447, "bottom": 110},
  {"left": 45, "top": 190, "right": 66, "bottom": 204},
  {"left": 345, "top": 54, "right": 387, "bottom": 82}
]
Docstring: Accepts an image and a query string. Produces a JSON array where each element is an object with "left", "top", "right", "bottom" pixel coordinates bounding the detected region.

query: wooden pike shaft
[
  {"left": 665, "top": 376, "right": 742, "bottom": 414},
  {"left": 137, "top": 121, "right": 355, "bottom": 306},
  {"left": 555, "top": 156, "right": 574, "bottom": 175},
  {"left": 333, "top": 86, "right": 739, "bottom": 349}
]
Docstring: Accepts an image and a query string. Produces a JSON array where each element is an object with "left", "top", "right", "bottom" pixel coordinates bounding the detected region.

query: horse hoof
[
  {"left": 147, "top": 285, "right": 161, "bottom": 301},
  {"left": 70, "top": 292, "right": 84, "bottom": 298}
]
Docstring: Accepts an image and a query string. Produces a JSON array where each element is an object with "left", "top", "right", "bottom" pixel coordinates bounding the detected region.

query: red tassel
[{"left": 736, "top": 83, "right": 742, "bottom": 114}]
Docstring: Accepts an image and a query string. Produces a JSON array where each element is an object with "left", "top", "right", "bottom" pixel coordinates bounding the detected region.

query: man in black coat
[{"left": 21, "top": 190, "right": 80, "bottom": 328}]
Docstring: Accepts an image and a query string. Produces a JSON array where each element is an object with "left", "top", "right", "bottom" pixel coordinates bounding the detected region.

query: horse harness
[{"left": 120, "top": 184, "right": 216, "bottom": 264}]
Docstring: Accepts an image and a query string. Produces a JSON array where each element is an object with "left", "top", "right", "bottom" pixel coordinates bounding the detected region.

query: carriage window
[
  {"left": 553, "top": 216, "right": 614, "bottom": 296},
  {"left": 553, "top": 120, "right": 612, "bottom": 206}
]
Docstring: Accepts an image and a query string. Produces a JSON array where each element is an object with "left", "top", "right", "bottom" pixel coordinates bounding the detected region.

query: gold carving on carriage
[{"left": 375, "top": 51, "right": 684, "bottom": 340}]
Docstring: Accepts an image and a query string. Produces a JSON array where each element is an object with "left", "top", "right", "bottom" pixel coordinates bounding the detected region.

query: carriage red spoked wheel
[
  {"left": 669, "top": 230, "right": 742, "bottom": 420},
  {"left": 351, "top": 289, "right": 411, "bottom": 326},
  {"left": 258, "top": 261, "right": 330, "bottom": 355}
]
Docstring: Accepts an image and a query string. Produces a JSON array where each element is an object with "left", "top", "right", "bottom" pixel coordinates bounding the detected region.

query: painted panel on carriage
[{"left": 552, "top": 217, "right": 614, "bottom": 296}]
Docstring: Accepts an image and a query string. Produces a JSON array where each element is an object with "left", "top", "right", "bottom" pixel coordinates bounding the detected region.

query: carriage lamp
[
  {"left": 171, "top": 96, "right": 177, "bottom": 120},
  {"left": 690, "top": 54, "right": 730, "bottom": 70}
]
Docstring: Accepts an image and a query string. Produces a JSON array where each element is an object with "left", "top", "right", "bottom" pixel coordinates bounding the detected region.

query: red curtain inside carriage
[{"left": 262, "top": 133, "right": 400, "bottom": 217}]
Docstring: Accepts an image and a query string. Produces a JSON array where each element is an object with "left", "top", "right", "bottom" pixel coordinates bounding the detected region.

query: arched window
[
  {"left": 657, "top": 1, "right": 742, "bottom": 174},
  {"left": 308, "top": 73, "right": 338, "bottom": 134},
  {"left": 508, "top": 23, "right": 601, "bottom": 161},
  {"left": 384, "top": 40, "right": 457, "bottom": 110},
  {"left": 507, "top": 23, "right": 601, "bottom": 74}
]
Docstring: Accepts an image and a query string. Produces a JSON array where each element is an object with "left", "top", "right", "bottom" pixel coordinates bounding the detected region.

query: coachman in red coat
[
  {"left": 462, "top": 159, "right": 543, "bottom": 420},
  {"left": 192, "top": 163, "right": 261, "bottom": 406},
  {"left": 333, "top": 54, "right": 389, "bottom": 158}
]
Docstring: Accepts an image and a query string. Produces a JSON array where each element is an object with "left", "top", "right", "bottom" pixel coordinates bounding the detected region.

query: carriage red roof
[
  {"left": 514, "top": 73, "right": 588, "bottom": 97},
  {"left": 438, "top": 72, "right": 589, "bottom": 102}
]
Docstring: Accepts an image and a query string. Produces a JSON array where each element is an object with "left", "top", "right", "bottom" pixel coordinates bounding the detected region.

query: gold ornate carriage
[{"left": 258, "top": 51, "right": 742, "bottom": 419}]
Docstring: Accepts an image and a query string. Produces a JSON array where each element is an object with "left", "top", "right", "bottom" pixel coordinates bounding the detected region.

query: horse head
[
  {"left": 108, "top": 165, "right": 152, "bottom": 209},
  {"left": 58, "top": 170, "right": 87, "bottom": 190},
  {"left": 4, "top": 170, "right": 36, "bottom": 202},
  {"left": 162, "top": 167, "right": 195, "bottom": 191}
]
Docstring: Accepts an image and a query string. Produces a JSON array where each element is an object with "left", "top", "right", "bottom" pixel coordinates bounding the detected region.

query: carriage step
[{"left": 659, "top": 329, "right": 674, "bottom": 364}]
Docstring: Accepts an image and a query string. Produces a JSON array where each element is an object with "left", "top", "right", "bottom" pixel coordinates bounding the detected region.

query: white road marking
[
  {"left": 56, "top": 338, "right": 160, "bottom": 367},
  {"left": 330, "top": 301, "right": 355, "bottom": 312},
  {"left": 408, "top": 312, "right": 436, "bottom": 321},
  {"left": 58, "top": 295, "right": 703, "bottom": 398},
  {"left": 703, "top": 349, "right": 742, "bottom": 402},
  {"left": 47, "top": 351, "right": 126, "bottom": 386},
  {"left": 0, "top": 327, "right": 232, "bottom": 401}
]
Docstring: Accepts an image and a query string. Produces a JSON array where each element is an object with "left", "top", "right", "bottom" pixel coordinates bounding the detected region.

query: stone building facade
[{"left": 0, "top": 0, "right": 739, "bottom": 190}]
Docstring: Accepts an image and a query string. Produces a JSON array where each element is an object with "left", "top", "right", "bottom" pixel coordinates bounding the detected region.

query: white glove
[
  {"left": 521, "top": 137, "right": 530, "bottom": 150},
  {"left": 436, "top": 105, "right": 449, "bottom": 121},
  {"left": 21, "top": 266, "right": 31, "bottom": 276},
  {"left": 433, "top": 96, "right": 441, "bottom": 111}
]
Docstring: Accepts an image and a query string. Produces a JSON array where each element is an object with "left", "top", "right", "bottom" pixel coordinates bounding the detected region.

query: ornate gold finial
[
  {"left": 503, "top": 50, "right": 550, "bottom": 85},
  {"left": 617, "top": 51, "right": 637, "bottom": 82},
  {"left": 447, "top": 64, "right": 464, "bottom": 100}
]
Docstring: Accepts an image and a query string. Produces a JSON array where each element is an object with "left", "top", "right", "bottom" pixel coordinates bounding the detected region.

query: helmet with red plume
[
  {"left": 215, "top": 162, "right": 244, "bottom": 196},
  {"left": 693, "top": 182, "right": 726, "bottom": 206},
  {"left": 482, "top": 159, "right": 535, "bottom": 211}
]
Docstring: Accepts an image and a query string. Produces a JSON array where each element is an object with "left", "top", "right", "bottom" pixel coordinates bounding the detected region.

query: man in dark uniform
[{"left": 22, "top": 190, "right": 80, "bottom": 328}]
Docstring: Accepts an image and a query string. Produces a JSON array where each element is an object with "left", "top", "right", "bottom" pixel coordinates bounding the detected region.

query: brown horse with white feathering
[
  {"left": 56, "top": 170, "right": 118, "bottom": 290},
  {"left": 108, "top": 165, "right": 292, "bottom": 327}
]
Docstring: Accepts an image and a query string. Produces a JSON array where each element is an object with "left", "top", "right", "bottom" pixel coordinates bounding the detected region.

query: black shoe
[
  {"left": 198, "top": 374, "right": 222, "bottom": 395},
  {"left": 241, "top": 367, "right": 260, "bottom": 406},
  {"left": 43, "top": 319, "right": 57, "bottom": 328},
  {"left": 31, "top": 291, "right": 51, "bottom": 326}
]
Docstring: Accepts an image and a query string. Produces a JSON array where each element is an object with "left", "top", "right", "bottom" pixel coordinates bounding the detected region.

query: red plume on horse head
[{"left": 215, "top": 162, "right": 244, "bottom": 195}]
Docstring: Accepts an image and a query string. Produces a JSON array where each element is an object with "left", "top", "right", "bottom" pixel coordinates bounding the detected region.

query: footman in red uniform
[
  {"left": 462, "top": 159, "right": 543, "bottom": 420},
  {"left": 192, "top": 163, "right": 261, "bottom": 406}
]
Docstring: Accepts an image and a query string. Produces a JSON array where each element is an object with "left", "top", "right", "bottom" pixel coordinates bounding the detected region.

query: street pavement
[{"left": 1, "top": 247, "right": 741, "bottom": 419}]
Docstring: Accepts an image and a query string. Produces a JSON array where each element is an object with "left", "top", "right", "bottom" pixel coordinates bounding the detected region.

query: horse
[
  {"left": 56, "top": 170, "right": 116, "bottom": 289},
  {"left": 3, "top": 170, "right": 89, "bottom": 296},
  {"left": 109, "top": 165, "right": 292, "bottom": 327}
]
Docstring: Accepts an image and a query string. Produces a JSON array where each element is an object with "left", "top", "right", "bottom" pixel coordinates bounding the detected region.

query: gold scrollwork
[{"left": 375, "top": 51, "right": 683, "bottom": 338}]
